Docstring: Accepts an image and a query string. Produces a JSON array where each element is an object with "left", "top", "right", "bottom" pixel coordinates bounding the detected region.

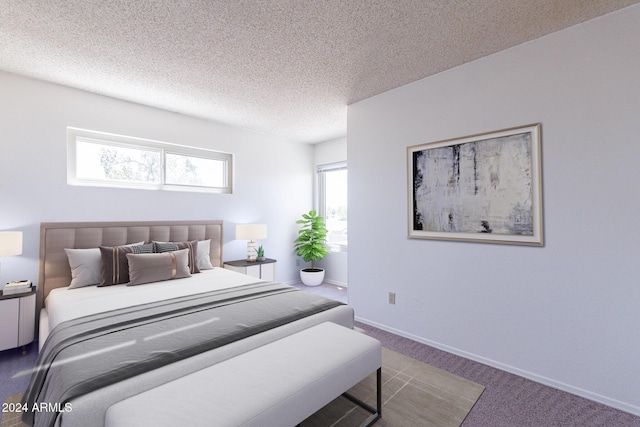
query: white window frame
[
  {"left": 317, "top": 161, "right": 347, "bottom": 252},
  {"left": 67, "top": 127, "right": 233, "bottom": 194}
]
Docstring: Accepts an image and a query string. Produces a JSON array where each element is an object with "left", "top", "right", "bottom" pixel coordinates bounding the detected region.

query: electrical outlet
[
  {"left": 388, "top": 292, "right": 396, "bottom": 305},
  {"left": 295, "top": 259, "right": 300, "bottom": 267}
]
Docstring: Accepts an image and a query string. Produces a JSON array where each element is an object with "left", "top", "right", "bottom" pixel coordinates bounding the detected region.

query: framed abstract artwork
[{"left": 407, "top": 123, "right": 543, "bottom": 245}]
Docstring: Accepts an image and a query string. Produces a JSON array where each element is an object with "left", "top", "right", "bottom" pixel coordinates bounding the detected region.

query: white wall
[
  {"left": 314, "top": 137, "right": 348, "bottom": 286},
  {"left": 314, "top": 137, "right": 347, "bottom": 166},
  {"left": 0, "top": 71, "right": 313, "bottom": 286},
  {"left": 348, "top": 5, "right": 640, "bottom": 415}
]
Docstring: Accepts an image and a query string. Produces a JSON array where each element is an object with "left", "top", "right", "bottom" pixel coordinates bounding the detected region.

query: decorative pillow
[
  {"left": 131, "top": 243, "right": 154, "bottom": 254},
  {"left": 127, "top": 249, "right": 191, "bottom": 286},
  {"left": 65, "top": 242, "right": 145, "bottom": 289},
  {"left": 153, "top": 240, "right": 200, "bottom": 274},
  {"left": 197, "top": 239, "right": 214, "bottom": 270},
  {"left": 65, "top": 248, "right": 102, "bottom": 289},
  {"left": 99, "top": 243, "right": 154, "bottom": 286}
]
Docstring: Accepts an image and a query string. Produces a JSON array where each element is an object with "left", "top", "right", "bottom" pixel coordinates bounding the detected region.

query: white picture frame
[{"left": 407, "top": 123, "right": 543, "bottom": 246}]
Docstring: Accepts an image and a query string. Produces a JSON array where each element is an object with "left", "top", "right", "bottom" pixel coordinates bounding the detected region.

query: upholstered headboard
[{"left": 38, "top": 220, "right": 224, "bottom": 310}]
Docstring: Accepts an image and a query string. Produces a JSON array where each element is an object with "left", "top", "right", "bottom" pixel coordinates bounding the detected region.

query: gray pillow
[
  {"left": 126, "top": 249, "right": 192, "bottom": 286},
  {"left": 153, "top": 240, "right": 200, "bottom": 274},
  {"left": 99, "top": 243, "right": 153, "bottom": 286},
  {"left": 66, "top": 241, "right": 145, "bottom": 289}
]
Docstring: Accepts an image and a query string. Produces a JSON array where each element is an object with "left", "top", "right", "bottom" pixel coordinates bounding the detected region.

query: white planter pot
[{"left": 300, "top": 268, "right": 325, "bottom": 287}]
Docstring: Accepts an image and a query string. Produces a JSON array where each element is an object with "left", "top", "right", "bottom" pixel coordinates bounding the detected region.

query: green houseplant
[
  {"left": 294, "top": 210, "right": 329, "bottom": 286},
  {"left": 256, "top": 245, "right": 265, "bottom": 262}
]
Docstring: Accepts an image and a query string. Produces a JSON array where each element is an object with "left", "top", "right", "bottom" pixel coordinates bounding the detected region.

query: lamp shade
[
  {"left": 0, "top": 231, "right": 23, "bottom": 256},
  {"left": 236, "top": 224, "right": 267, "bottom": 241}
]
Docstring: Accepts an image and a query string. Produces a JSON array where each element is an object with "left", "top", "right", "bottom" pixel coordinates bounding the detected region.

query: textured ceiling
[{"left": 1, "top": 1, "right": 637, "bottom": 143}]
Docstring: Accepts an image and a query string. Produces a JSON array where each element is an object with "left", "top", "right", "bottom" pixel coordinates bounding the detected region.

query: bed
[{"left": 24, "top": 220, "right": 354, "bottom": 427}]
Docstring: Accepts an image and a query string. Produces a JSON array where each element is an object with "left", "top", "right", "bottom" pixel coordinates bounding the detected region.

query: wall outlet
[
  {"left": 388, "top": 292, "right": 396, "bottom": 305},
  {"left": 295, "top": 259, "right": 300, "bottom": 267}
]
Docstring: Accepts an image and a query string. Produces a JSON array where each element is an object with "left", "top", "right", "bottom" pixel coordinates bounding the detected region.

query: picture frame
[{"left": 407, "top": 123, "right": 543, "bottom": 246}]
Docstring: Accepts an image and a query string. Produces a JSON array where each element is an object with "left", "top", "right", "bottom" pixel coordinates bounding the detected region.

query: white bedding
[
  {"left": 60, "top": 304, "right": 354, "bottom": 427},
  {"left": 31, "top": 221, "right": 356, "bottom": 427},
  {"left": 36, "top": 266, "right": 355, "bottom": 427},
  {"left": 44, "top": 268, "right": 260, "bottom": 336}
]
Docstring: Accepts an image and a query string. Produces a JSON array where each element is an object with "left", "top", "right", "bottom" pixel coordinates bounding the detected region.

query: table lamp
[
  {"left": 0, "top": 231, "right": 23, "bottom": 281},
  {"left": 236, "top": 224, "right": 267, "bottom": 262}
]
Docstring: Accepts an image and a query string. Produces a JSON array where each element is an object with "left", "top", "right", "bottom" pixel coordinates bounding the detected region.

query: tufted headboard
[{"left": 38, "top": 220, "right": 224, "bottom": 310}]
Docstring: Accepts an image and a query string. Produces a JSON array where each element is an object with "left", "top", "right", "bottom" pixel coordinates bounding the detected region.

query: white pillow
[
  {"left": 65, "top": 242, "right": 144, "bottom": 289},
  {"left": 197, "top": 239, "right": 214, "bottom": 270},
  {"left": 65, "top": 248, "right": 101, "bottom": 289}
]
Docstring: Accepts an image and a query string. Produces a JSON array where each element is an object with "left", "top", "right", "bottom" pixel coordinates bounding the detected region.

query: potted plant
[
  {"left": 256, "top": 245, "right": 265, "bottom": 262},
  {"left": 294, "top": 210, "right": 329, "bottom": 286}
]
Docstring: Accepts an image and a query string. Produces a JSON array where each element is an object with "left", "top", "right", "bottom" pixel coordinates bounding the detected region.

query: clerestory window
[{"left": 67, "top": 127, "right": 233, "bottom": 194}]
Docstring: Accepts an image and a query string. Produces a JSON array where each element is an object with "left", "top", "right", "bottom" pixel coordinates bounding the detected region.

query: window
[
  {"left": 67, "top": 128, "right": 233, "bottom": 194},
  {"left": 317, "top": 162, "right": 347, "bottom": 252}
]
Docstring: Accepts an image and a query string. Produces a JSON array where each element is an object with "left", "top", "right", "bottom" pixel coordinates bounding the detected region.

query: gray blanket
[{"left": 22, "top": 282, "right": 343, "bottom": 427}]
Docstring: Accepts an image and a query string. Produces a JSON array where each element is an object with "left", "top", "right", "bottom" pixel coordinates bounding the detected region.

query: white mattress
[{"left": 44, "top": 267, "right": 260, "bottom": 337}]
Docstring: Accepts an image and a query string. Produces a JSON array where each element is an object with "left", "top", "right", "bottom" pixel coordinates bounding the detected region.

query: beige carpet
[{"left": 1, "top": 348, "right": 483, "bottom": 427}]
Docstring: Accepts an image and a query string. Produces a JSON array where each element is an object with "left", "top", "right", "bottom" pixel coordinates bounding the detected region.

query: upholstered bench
[{"left": 105, "top": 321, "right": 382, "bottom": 427}]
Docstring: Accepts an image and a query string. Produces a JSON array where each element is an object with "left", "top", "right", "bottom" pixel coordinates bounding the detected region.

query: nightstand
[
  {"left": 0, "top": 287, "right": 36, "bottom": 352},
  {"left": 224, "top": 258, "right": 277, "bottom": 282}
]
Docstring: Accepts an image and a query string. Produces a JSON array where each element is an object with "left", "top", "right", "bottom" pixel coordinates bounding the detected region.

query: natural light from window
[
  {"left": 165, "top": 153, "right": 226, "bottom": 188},
  {"left": 318, "top": 163, "right": 347, "bottom": 252},
  {"left": 76, "top": 139, "right": 162, "bottom": 184},
  {"left": 68, "top": 128, "right": 233, "bottom": 194}
]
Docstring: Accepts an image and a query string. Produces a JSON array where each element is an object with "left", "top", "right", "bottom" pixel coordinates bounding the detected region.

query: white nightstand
[
  {"left": 0, "top": 287, "right": 36, "bottom": 352},
  {"left": 224, "top": 258, "right": 277, "bottom": 282}
]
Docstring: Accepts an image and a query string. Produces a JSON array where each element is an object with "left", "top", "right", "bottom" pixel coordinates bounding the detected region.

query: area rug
[
  {"left": 302, "top": 347, "right": 485, "bottom": 426},
  {"left": 1, "top": 392, "right": 26, "bottom": 427},
  {"left": 1, "top": 348, "right": 483, "bottom": 427}
]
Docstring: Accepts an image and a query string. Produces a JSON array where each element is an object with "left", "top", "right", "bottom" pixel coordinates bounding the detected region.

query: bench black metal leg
[{"left": 342, "top": 367, "right": 382, "bottom": 427}]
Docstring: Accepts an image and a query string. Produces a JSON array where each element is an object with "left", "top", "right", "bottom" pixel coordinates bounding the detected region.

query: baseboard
[
  {"left": 354, "top": 316, "right": 640, "bottom": 417},
  {"left": 321, "top": 279, "right": 347, "bottom": 288},
  {"left": 281, "top": 279, "right": 347, "bottom": 288}
]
